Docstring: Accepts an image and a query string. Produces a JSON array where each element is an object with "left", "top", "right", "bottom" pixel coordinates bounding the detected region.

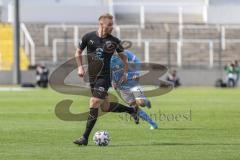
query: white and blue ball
[{"left": 93, "top": 131, "right": 110, "bottom": 146}]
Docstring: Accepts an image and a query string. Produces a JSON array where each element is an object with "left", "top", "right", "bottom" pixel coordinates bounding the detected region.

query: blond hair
[{"left": 98, "top": 13, "right": 113, "bottom": 21}]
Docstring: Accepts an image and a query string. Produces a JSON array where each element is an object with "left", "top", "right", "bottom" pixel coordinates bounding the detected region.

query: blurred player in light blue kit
[{"left": 111, "top": 50, "right": 158, "bottom": 129}]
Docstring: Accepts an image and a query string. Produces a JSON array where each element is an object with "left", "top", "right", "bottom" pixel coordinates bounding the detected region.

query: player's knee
[
  {"left": 101, "top": 98, "right": 109, "bottom": 111},
  {"left": 90, "top": 97, "right": 102, "bottom": 108},
  {"left": 101, "top": 106, "right": 109, "bottom": 112},
  {"left": 136, "top": 99, "right": 145, "bottom": 107},
  {"left": 129, "top": 101, "right": 137, "bottom": 107}
]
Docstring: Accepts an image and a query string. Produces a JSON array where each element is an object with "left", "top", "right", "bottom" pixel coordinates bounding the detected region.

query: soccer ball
[{"left": 93, "top": 131, "right": 110, "bottom": 146}]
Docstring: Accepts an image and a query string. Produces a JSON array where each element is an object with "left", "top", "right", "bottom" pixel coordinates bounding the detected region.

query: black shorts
[{"left": 90, "top": 75, "right": 111, "bottom": 99}]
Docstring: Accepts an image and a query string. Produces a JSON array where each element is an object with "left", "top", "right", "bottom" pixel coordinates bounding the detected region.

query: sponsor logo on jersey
[{"left": 89, "top": 40, "right": 94, "bottom": 45}]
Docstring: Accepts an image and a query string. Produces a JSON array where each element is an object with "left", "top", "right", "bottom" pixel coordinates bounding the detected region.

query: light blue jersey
[
  {"left": 110, "top": 50, "right": 140, "bottom": 90},
  {"left": 111, "top": 50, "right": 158, "bottom": 129}
]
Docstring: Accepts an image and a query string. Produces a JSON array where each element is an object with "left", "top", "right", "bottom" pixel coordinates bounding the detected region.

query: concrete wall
[
  {"left": 0, "top": 69, "right": 225, "bottom": 86},
  {"left": 208, "top": 6, "right": 240, "bottom": 24},
  {"left": 1, "top": 0, "right": 109, "bottom": 23},
  {"left": 0, "top": 71, "right": 36, "bottom": 85},
  {"left": 1, "top": 0, "right": 206, "bottom": 23},
  {"left": 0, "top": 0, "right": 3, "bottom": 21},
  {"left": 1, "top": 0, "right": 240, "bottom": 24},
  {"left": 52, "top": 68, "right": 224, "bottom": 87},
  {"left": 176, "top": 68, "right": 222, "bottom": 86},
  {"left": 210, "top": 0, "right": 240, "bottom": 5},
  {"left": 208, "top": 0, "right": 240, "bottom": 24}
]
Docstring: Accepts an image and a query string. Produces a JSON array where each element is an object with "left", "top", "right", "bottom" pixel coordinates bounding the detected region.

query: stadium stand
[
  {"left": 0, "top": 23, "right": 29, "bottom": 70},
  {"left": 0, "top": 0, "right": 240, "bottom": 86},
  {"left": 23, "top": 22, "right": 240, "bottom": 68}
]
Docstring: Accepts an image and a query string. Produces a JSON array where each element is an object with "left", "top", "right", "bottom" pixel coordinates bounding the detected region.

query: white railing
[
  {"left": 44, "top": 24, "right": 98, "bottom": 47},
  {"left": 20, "top": 23, "right": 35, "bottom": 65},
  {"left": 52, "top": 37, "right": 216, "bottom": 67},
  {"left": 44, "top": 24, "right": 141, "bottom": 47},
  {"left": 112, "top": 2, "right": 208, "bottom": 26},
  {"left": 209, "top": 41, "right": 214, "bottom": 68},
  {"left": 127, "top": 38, "right": 215, "bottom": 67},
  {"left": 177, "top": 40, "right": 182, "bottom": 67},
  {"left": 52, "top": 39, "right": 76, "bottom": 64},
  {"left": 46, "top": 22, "right": 240, "bottom": 68},
  {"left": 44, "top": 23, "right": 223, "bottom": 49},
  {"left": 107, "top": 0, "right": 115, "bottom": 24},
  {"left": 140, "top": 5, "right": 145, "bottom": 29}
]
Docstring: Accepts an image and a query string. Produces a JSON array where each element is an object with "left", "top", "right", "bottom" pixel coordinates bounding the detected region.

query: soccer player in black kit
[{"left": 74, "top": 13, "right": 138, "bottom": 146}]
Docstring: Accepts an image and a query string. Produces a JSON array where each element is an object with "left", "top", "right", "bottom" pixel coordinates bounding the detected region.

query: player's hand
[
  {"left": 120, "top": 73, "right": 128, "bottom": 84},
  {"left": 78, "top": 66, "right": 85, "bottom": 77},
  {"left": 132, "top": 75, "right": 140, "bottom": 81},
  {"left": 112, "top": 82, "right": 117, "bottom": 89}
]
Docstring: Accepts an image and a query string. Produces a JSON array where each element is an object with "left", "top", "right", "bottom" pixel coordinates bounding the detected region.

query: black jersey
[{"left": 78, "top": 31, "right": 124, "bottom": 77}]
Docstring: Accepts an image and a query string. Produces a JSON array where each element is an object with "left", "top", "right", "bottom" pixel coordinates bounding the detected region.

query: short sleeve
[{"left": 78, "top": 34, "right": 88, "bottom": 51}]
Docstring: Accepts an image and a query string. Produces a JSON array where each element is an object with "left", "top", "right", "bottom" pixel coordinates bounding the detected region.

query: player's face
[{"left": 100, "top": 18, "right": 113, "bottom": 35}]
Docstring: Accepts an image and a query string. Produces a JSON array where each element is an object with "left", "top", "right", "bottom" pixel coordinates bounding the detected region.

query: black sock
[
  {"left": 108, "top": 102, "right": 134, "bottom": 114},
  {"left": 83, "top": 108, "right": 98, "bottom": 140}
]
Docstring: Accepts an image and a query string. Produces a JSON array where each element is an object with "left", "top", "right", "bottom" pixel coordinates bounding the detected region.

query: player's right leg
[
  {"left": 73, "top": 96, "right": 103, "bottom": 146},
  {"left": 73, "top": 78, "right": 107, "bottom": 146}
]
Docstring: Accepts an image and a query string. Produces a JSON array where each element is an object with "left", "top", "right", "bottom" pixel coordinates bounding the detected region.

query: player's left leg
[
  {"left": 138, "top": 109, "right": 158, "bottom": 130},
  {"left": 116, "top": 89, "right": 157, "bottom": 128},
  {"left": 130, "top": 86, "right": 157, "bottom": 129},
  {"left": 131, "top": 86, "right": 151, "bottom": 108},
  {"left": 135, "top": 98, "right": 151, "bottom": 109},
  {"left": 100, "top": 96, "right": 139, "bottom": 124},
  {"left": 128, "top": 100, "right": 157, "bottom": 129}
]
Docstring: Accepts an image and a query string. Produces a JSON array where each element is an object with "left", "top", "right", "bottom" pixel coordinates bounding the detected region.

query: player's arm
[
  {"left": 132, "top": 56, "right": 141, "bottom": 81},
  {"left": 111, "top": 71, "right": 118, "bottom": 89},
  {"left": 118, "top": 52, "right": 128, "bottom": 83},
  {"left": 118, "top": 52, "right": 128, "bottom": 74},
  {"left": 75, "top": 48, "right": 85, "bottom": 77},
  {"left": 75, "top": 34, "right": 88, "bottom": 77},
  {"left": 116, "top": 38, "right": 128, "bottom": 82},
  {"left": 132, "top": 72, "right": 140, "bottom": 81}
]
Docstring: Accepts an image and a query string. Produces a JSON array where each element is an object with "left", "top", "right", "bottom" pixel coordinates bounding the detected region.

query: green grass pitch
[{"left": 0, "top": 87, "right": 240, "bottom": 160}]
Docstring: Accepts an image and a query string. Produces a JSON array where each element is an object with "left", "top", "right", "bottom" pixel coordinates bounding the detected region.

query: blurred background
[{"left": 0, "top": 0, "right": 240, "bottom": 87}]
